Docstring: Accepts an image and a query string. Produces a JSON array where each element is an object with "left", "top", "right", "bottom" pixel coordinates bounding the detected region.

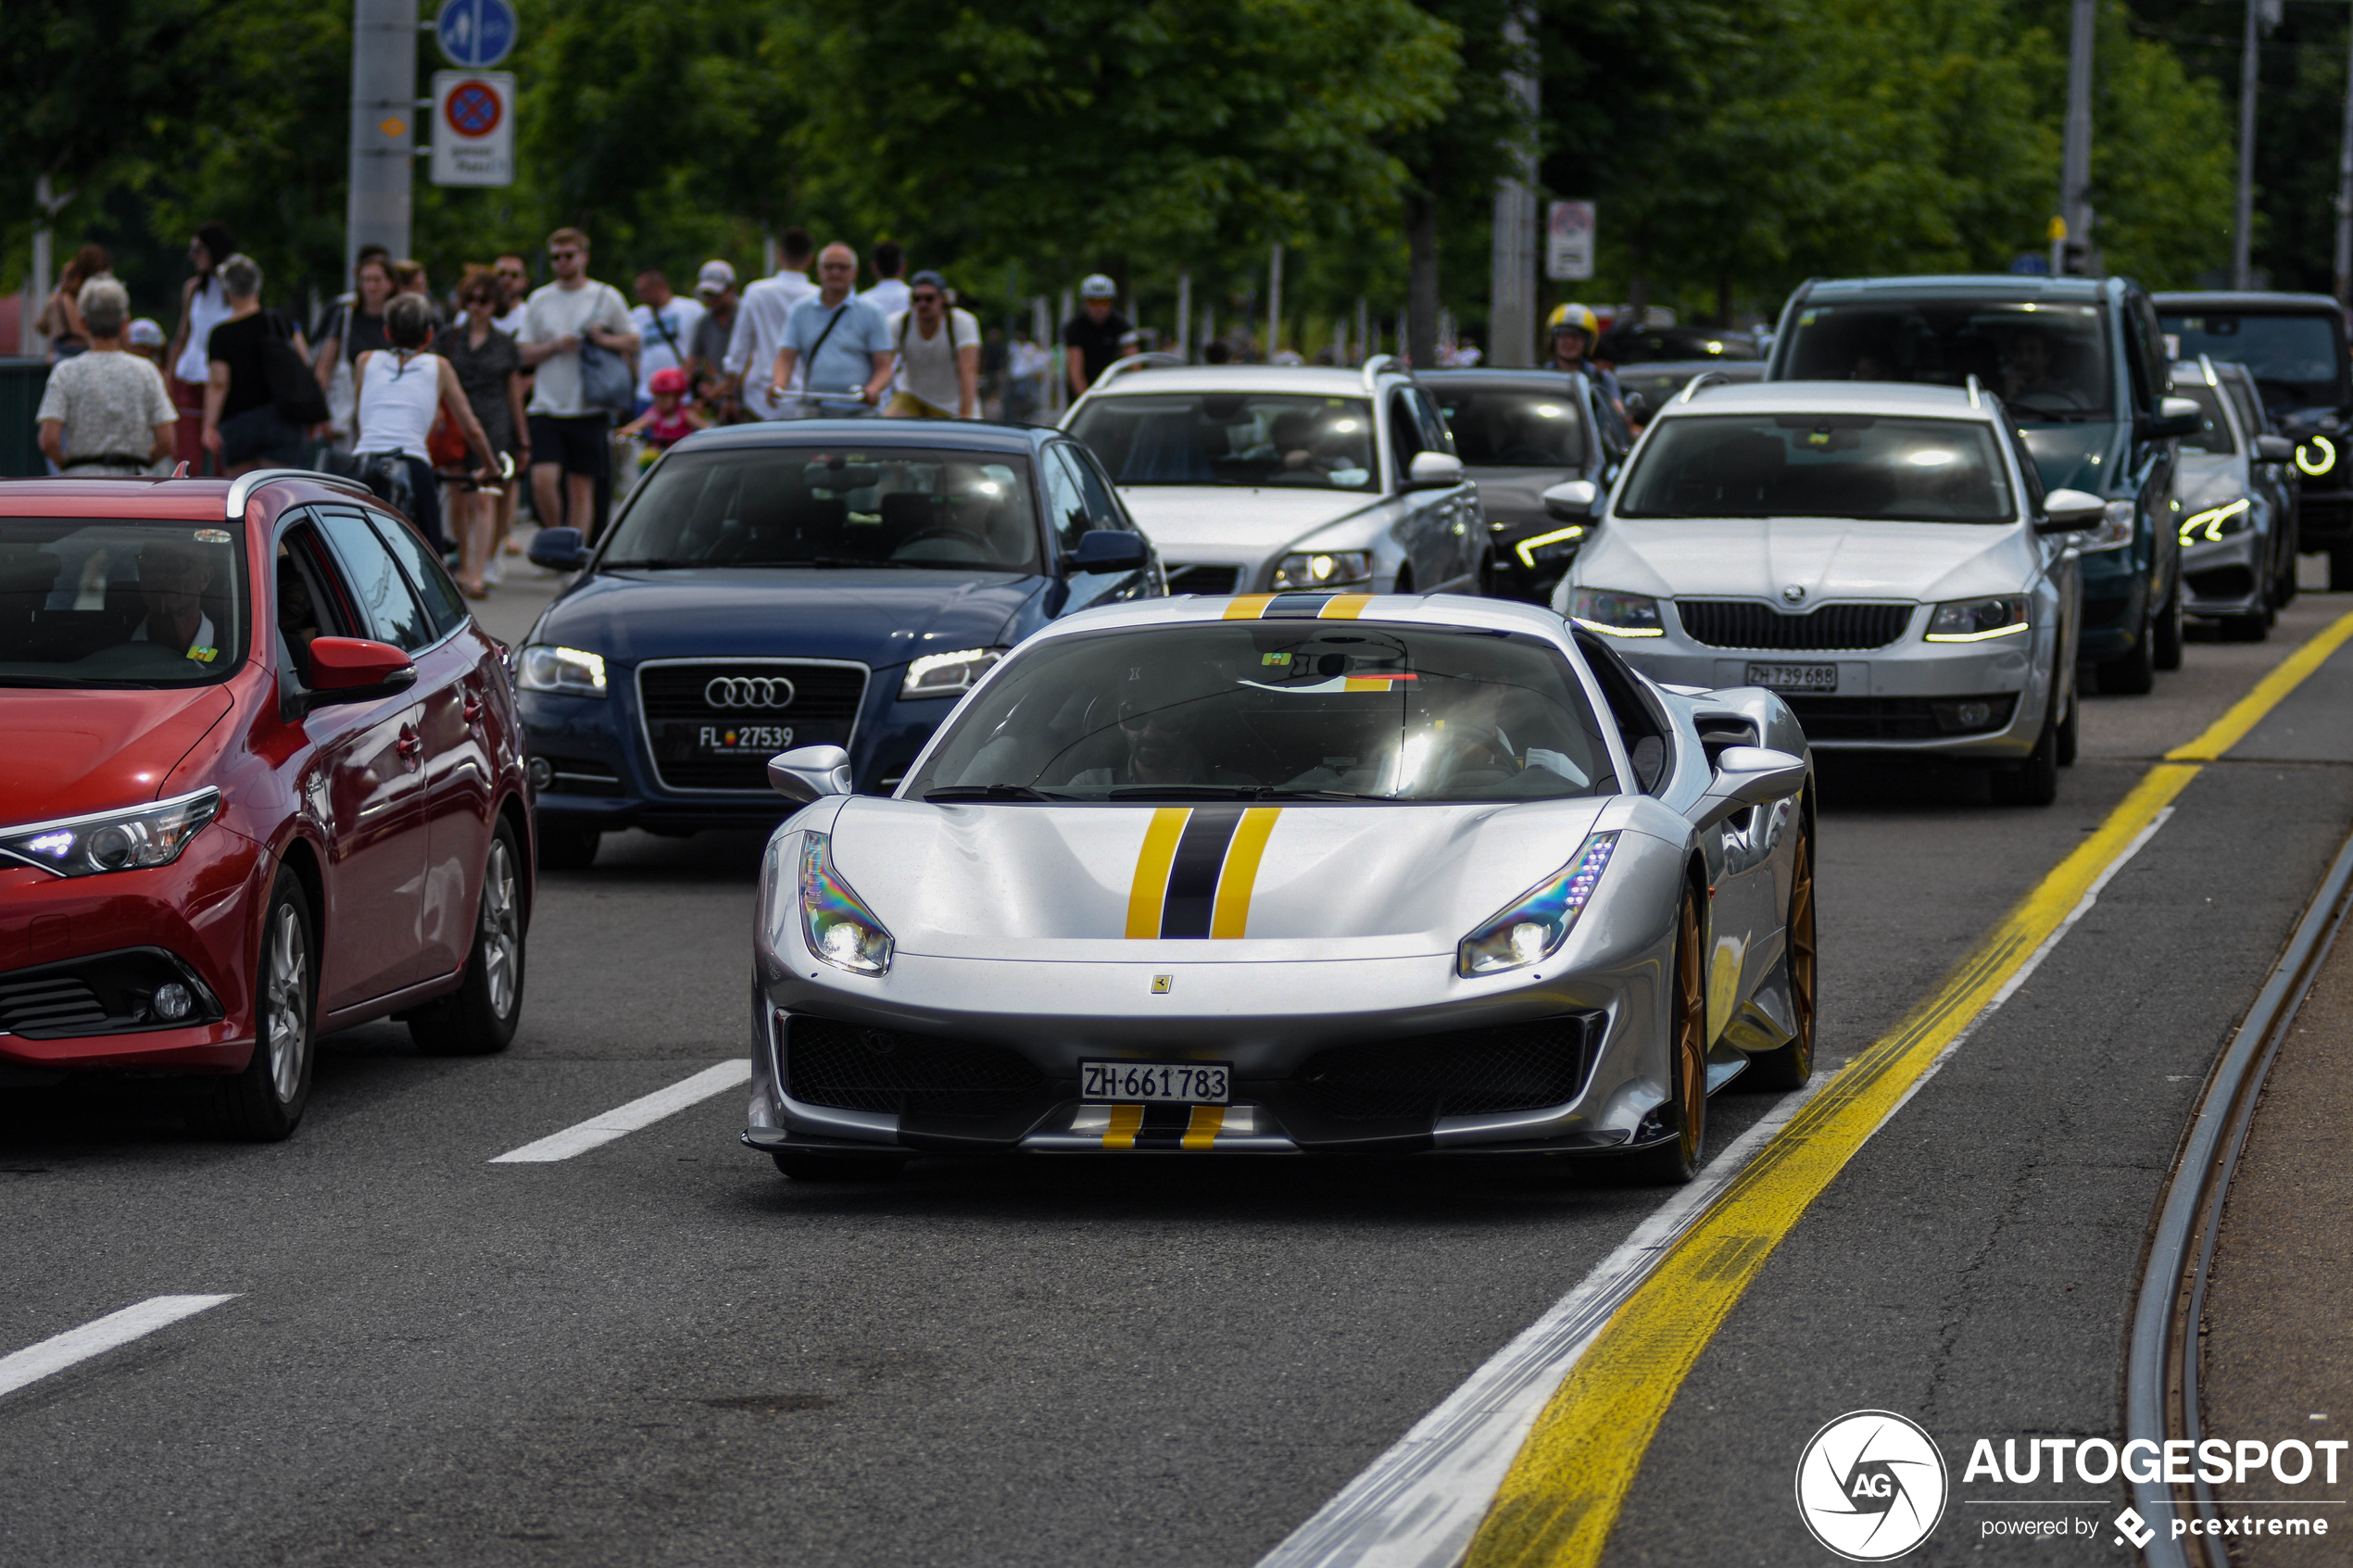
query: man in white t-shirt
[
  {"left": 630, "top": 269, "right": 706, "bottom": 406},
  {"left": 722, "top": 227, "right": 819, "bottom": 420},
  {"left": 492, "top": 254, "right": 532, "bottom": 335},
  {"left": 885, "top": 271, "right": 980, "bottom": 420},
  {"left": 517, "top": 227, "right": 639, "bottom": 536},
  {"left": 860, "top": 240, "right": 912, "bottom": 320}
]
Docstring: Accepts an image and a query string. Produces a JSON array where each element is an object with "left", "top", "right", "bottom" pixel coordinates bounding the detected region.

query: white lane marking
[
  {"left": 1256, "top": 808, "right": 2176, "bottom": 1568},
  {"left": 489, "top": 1060, "right": 751, "bottom": 1163},
  {"left": 0, "top": 1295, "right": 237, "bottom": 1399}
]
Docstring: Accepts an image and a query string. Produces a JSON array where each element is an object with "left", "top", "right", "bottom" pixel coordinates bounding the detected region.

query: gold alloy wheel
[
  {"left": 1786, "top": 830, "right": 1817, "bottom": 1074},
  {"left": 1671, "top": 891, "right": 1707, "bottom": 1167}
]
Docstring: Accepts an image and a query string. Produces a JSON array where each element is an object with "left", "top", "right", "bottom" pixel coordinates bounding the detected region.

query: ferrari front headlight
[
  {"left": 1924, "top": 596, "right": 2030, "bottom": 642},
  {"left": 0, "top": 789, "right": 220, "bottom": 878},
  {"left": 2179, "top": 498, "right": 2251, "bottom": 544},
  {"left": 516, "top": 645, "right": 608, "bottom": 697},
  {"left": 1567, "top": 587, "right": 1665, "bottom": 637},
  {"left": 799, "top": 831, "right": 893, "bottom": 976},
  {"left": 1457, "top": 833, "right": 1619, "bottom": 978}
]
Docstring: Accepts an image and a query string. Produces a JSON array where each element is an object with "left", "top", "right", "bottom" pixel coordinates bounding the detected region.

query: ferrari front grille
[
  {"left": 785, "top": 1015, "right": 1043, "bottom": 1118},
  {"left": 1294, "top": 1013, "right": 1603, "bottom": 1122},
  {"left": 1676, "top": 600, "right": 1912, "bottom": 651}
]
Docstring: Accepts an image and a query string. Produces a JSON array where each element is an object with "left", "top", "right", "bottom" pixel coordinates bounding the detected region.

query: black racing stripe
[
  {"left": 1132, "top": 1102, "right": 1194, "bottom": 1149},
  {"left": 1262, "top": 593, "right": 1337, "bottom": 620},
  {"left": 1161, "top": 805, "right": 1245, "bottom": 938}
]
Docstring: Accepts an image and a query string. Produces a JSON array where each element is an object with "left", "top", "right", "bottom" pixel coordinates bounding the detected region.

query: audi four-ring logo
[{"left": 705, "top": 675, "right": 796, "bottom": 709}]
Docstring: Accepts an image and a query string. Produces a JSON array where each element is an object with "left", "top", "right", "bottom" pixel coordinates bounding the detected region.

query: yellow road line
[
  {"left": 1125, "top": 808, "right": 1190, "bottom": 938},
  {"left": 1462, "top": 764, "right": 2201, "bottom": 1568},
  {"left": 1211, "top": 807, "right": 1283, "bottom": 938},
  {"left": 2167, "top": 608, "right": 2353, "bottom": 761}
]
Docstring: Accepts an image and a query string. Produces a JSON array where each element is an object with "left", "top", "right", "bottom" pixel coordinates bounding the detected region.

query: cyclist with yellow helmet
[{"left": 1547, "top": 303, "right": 1623, "bottom": 414}]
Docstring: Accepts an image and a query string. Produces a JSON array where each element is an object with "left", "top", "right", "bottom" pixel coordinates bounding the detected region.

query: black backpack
[{"left": 262, "top": 310, "right": 332, "bottom": 426}]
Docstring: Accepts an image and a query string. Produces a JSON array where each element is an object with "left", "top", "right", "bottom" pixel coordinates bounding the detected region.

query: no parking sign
[{"left": 431, "top": 70, "right": 514, "bottom": 187}]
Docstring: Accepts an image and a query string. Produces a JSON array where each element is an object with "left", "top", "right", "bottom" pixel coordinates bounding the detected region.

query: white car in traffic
[
  {"left": 1063, "top": 358, "right": 1484, "bottom": 597},
  {"left": 1552, "top": 379, "right": 2085, "bottom": 804}
]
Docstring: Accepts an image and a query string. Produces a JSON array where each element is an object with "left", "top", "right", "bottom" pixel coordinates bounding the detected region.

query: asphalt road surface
[{"left": 5, "top": 559, "right": 2350, "bottom": 1567}]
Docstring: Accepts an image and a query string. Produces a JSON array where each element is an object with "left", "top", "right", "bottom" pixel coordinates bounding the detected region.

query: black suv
[
  {"left": 2156, "top": 292, "right": 2352, "bottom": 589},
  {"left": 1767, "top": 275, "right": 2198, "bottom": 695}
]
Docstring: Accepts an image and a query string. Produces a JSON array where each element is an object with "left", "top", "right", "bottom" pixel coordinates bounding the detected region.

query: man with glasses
[
  {"left": 491, "top": 255, "right": 531, "bottom": 334},
  {"left": 517, "top": 227, "right": 638, "bottom": 537},
  {"left": 722, "top": 227, "right": 819, "bottom": 421},
  {"left": 767, "top": 244, "right": 894, "bottom": 418},
  {"left": 884, "top": 270, "right": 980, "bottom": 420}
]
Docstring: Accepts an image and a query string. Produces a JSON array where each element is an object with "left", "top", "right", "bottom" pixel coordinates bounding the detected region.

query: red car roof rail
[{"left": 223, "top": 467, "right": 371, "bottom": 522}]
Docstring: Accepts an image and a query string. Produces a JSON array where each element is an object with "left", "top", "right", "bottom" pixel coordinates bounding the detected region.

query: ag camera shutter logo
[{"left": 1794, "top": 1410, "right": 1949, "bottom": 1561}]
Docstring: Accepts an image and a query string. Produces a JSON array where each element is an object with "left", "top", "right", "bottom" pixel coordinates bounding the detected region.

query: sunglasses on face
[
  {"left": 912, "top": 293, "right": 942, "bottom": 305},
  {"left": 549, "top": 250, "right": 580, "bottom": 261}
]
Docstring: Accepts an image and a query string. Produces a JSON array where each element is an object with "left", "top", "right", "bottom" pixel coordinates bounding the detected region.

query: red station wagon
[{"left": 0, "top": 470, "right": 533, "bottom": 1138}]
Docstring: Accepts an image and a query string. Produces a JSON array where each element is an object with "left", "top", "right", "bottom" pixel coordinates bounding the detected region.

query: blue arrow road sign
[{"left": 436, "top": 0, "right": 516, "bottom": 69}]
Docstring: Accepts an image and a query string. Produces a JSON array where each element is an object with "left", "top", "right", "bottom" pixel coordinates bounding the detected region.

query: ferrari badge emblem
[{"left": 1151, "top": 974, "right": 1173, "bottom": 994}]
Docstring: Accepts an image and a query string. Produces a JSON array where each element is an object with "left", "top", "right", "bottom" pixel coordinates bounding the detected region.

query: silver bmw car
[{"left": 739, "top": 592, "right": 1815, "bottom": 1184}]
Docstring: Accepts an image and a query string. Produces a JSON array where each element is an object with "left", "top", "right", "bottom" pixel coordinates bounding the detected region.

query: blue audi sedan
[{"left": 518, "top": 420, "right": 1164, "bottom": 867}]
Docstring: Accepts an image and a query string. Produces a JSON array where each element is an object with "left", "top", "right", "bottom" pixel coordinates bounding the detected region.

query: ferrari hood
[
  {"left": 1579, "top": 516, "right": 2033, "bottom": 605},
  {"left": 1119, "top": 488, "right": 1381, "bottom": 561},
  {"left": 0, "top": 686, "right": 233, "bottom": 825},
  {"left": 822, "top": 796, "right": 1613, "bottom": 962},
  {"left": 535, "top": 570, "right": 1045, "bottom": 667}
]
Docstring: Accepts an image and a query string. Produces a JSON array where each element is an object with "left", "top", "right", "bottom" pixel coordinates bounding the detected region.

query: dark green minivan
[{"left": 1766, "top": 275, "right": 2199, "bottom": 694}]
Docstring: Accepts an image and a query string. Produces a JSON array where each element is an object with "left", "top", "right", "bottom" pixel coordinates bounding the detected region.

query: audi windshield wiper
[{"left": 923, "top": 784, "right": 1070, "bottom": 802}]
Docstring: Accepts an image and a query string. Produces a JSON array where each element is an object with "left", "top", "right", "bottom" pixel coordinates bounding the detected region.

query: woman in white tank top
[{"left": 354, "top": 295, "right": 497, "bottom": 558}]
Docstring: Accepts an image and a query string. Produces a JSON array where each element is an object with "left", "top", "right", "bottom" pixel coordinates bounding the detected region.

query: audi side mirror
[
  {"left": 767, "top": 745, "right": 853, "bottom": 802},
  {"left": 295, "top": 636, "right": 417, "bottom": 714},
  {"left": 528, "top": 527, "right": 591, "bottom": 571},
  {"left": 2256, "top": 433, "right": 2295, "bottom": 464},
  {"left": 1067, "top": 530, "right": 1150, "bottom": 574}
]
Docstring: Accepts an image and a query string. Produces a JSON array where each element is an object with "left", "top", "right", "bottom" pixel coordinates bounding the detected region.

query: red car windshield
[{"left": 0, "top": 518, "right": 249, "bottom": 687}]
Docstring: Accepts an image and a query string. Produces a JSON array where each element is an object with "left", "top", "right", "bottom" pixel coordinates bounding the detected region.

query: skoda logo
[
  {"left": 1782, "top": 583, "right": 1807, "bottom": 604},
  {"left": 1794, "top": 1411, "right": 1947, "bottom": 1561},
  {"left": 705, "top": 675, "right": 796, "bottom": 709}
]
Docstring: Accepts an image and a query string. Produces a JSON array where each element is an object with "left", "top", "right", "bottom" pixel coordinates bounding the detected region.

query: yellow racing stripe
[
  {"left": 1182, "top": 1105, "right": 1225, "bottom": 1150},
  {"left": 1101, "top": 1104, "right": 1144, "bottom": 1150},
  {"left": 1319, "top": 594, "right": 1374, "bottom": 619},
  {"left": 1225, "top": 595, "right": 1277, "bottom": 620},
  {"left": 1209, "top": 807, "right": 1282, "bottom": 938},
  {"left": 1125, "top": 808, "right": 1191, "bottom": 938}
]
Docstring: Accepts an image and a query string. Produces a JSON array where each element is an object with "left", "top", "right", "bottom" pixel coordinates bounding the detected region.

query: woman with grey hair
[
  {"left": 36, "top": 276, "right": 179, "bottom": 476},
  {"left": 201, "top": 252, "right": 314, "bottom": 476}
]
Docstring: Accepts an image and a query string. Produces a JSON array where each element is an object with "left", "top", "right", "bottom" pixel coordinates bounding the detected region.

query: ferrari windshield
[
  {"left": 1617, "top": 414, "right": 2015, "bottom": 523},
  {"left": 2160, "top": 311, "right": 2347, "bottom": 408},
  {"left": 1780, "top": 301, "right": 2111, "bottom": 420},
  {"left": 602, "top": 446, "right": 1043, "bottom": 573},
  {"left": 907, "top": 623, "right": 1617, "bottom": 803},
  {"left": 1430, "top": 387, "right": 1587, "bottom": 468},
  {"left": 0, "top": 518, "right": 248, "bottom": 687},
  {"left": 1067, "top": 394, "right": 1378, "bottom": 492}
]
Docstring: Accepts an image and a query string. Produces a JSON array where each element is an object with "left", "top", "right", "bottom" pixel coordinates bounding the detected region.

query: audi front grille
[
  {"left": 635, "top": 660, "right": 870, "bottom": 792},
  {"left": 1675, "top": 600, "right": 1914, "bottom": 651}
]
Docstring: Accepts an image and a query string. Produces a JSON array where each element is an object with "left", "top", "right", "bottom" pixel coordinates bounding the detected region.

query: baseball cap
[
  {"left": 127, "top": 318, "right": 166, "bottom": 347},
  {"left": 1079, "top": 273, "right": 1117, "bottom": 300},
  {"left": 909, "top": 270, "right": 947, "bottom": 292},
  {"left": 694, "top": 259, "right": 736, "bottom": 295}
]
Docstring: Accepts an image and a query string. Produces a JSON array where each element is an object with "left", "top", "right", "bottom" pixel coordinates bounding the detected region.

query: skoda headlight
[
  {"left": 2179, "top": 497, "right": 2251, "bottom": 544},
  {"left": 900, "top": 646, "right": 1003, "bottom": 700},
  {"left": 799, "top": 831, "right": 893, "bottom": 976},
  {"left": 1457, "top": 834, "right": 1619, "bottom": 978},
  {"left": 1272, "top": 550, "right": 1372, "bottom": 590},
  {"left": 517, "top": 645, "right": 608, "bottom": 697},
  {"left": 0, "top": 788, "right": 220, "bottom": 878},
  {"left": 1567, "top": 587, "right": 1665, "bottom": 637},
  {"left": 1925, "top": 596, "right": 2030, "bottom": 642},
  {"left": 1515, "top": 525, "right": 1587, "bottom": 570},
  {"left": 2078, "top": 499, "right": 2135, "bottom": 552}
]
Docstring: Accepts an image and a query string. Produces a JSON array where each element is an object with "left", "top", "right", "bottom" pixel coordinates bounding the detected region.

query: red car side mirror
[{"left": 301, "top": 636, "right": 418, "bottom": 709}]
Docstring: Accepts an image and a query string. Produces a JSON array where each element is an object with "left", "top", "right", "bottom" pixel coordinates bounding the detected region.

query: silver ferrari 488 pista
[{"left": 742, "top": 591, "right": 1816, "bottom": 1183}]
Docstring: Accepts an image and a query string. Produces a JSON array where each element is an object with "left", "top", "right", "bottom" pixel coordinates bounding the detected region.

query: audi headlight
[
  {"left": 2296, "top": 435, "right": 2336, "bottom": 477},
  {"left": 1515, "top": 525, "right": 1586, "bottom": 570},
  {"left": 0, "top": 788, "right": 220, "bottom": 878},
  {"left": 1458, "top": 834, "right": 1619, "bottom": 977},
  {"left": 2180, "top": 497, "right": 2251, "bottom": 544},
  {"left": 1272, "top": 550, "right": 1372, "bottom": 590},
  {"left": 799, "top": 831, "right": 893, "bottom": 976},
  {"left": 2077, "top": 499, "right": 2135, "bottom": 552},
  {"left": 1925, "top": 596, "right": 2030, "bottom": 642},
  {"left": 516, "top": 645, "right": 608, "bottom": 697},
  {"left": 1567, "top": 587, "right": 1665, "bottom": 637},
  {"left": 900, "top": 646, "right": 1003, "bottom": 701}
]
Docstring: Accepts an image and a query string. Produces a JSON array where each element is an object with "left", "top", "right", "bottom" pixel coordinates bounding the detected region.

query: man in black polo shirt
[{"left": 1063, "top": 274, "right": 1137, "bottom": 398}]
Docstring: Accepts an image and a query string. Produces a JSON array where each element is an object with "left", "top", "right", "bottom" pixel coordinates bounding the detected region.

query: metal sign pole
[
  {"left": 2337, "top": 7, "right": 2353, "bottom": 307},
  {"left": 346, "top": 0, "right": 420, "bottom": 276}
]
